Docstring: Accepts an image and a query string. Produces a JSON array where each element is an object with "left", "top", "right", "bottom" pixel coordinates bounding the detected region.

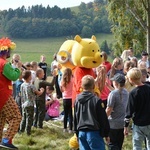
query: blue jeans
[
  {"left": 78, "top": 131, "right": 105, "bottom": 150},
  {"left": 132, "top": 124, "right": 150, "bottom": 150}
]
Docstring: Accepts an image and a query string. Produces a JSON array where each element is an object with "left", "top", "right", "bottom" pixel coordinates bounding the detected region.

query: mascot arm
[{"left": 3, "top": 62, "right": 21, "bottom": 81}]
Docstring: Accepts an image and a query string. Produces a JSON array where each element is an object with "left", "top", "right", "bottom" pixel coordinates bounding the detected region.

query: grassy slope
[{"left": 7, "top": 34, "right": 114, "bottom": 66}]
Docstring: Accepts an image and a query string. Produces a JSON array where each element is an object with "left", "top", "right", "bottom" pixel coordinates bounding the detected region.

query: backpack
[{"left": 47, "top": 100, "right": 60, "bottom": 117}]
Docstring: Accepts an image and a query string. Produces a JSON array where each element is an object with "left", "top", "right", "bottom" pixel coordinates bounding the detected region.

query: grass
[
  {"left": 11, "top": 37, "right": 67, "bottom": 65},
  {"left": 6, "top": 33, "right": 114, "bottom": 71},
  {"left": 0, "top": 33, "right": 135, "bottom": 149},
  {"left": 13, "top": 121, "right": 73, "bottom": 150}
]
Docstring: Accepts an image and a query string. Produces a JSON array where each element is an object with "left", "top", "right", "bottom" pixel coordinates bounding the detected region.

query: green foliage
[
  {"left": 100, "top": 40, "right": 110, "bottom": 54},
  {"left": 107, "top": 0, "right": 149, "bottom": 56},
  {"left": 0, "top": 2, "right": 111, "bottom": 39}
]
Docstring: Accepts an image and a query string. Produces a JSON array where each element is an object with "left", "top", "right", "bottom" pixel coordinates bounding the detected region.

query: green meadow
[{"left": 9, "top": 33, "right": 114, "bottom": 66}]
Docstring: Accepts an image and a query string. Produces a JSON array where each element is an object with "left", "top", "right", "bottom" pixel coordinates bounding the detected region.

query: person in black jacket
[
  {"left": 124, "top": 68, "right": 150, "bottom": 150},
  {"left": 74, "top": 75, "right": 110, "bottom": 150}
]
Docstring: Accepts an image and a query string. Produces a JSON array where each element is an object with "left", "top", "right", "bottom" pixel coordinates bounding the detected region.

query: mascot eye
[
  {"left": 92, "top": 50, "right": 94, "bottom": 52},
  {"left": 57, "top": 50, "right": 70, "bottom": 64},
  {"left": 98, "top": 49, "right": 100, "bottom": 52}
]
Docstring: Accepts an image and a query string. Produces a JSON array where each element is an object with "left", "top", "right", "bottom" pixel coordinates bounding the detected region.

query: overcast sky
[{"left": 0, "top": 0, "right": 93, "bottom": 10}]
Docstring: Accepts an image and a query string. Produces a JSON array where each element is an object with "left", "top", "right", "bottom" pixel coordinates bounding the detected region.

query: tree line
[{"left": 0, "top": 1, "right": 111, "bottom": 38}]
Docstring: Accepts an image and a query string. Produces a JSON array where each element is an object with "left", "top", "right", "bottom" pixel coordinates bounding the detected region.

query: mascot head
[
  {"left": 57, "top": 40, "right": 76, "bottom": 71},
  {"left": 72, "top": 35, "right": 103, "bottom": 68}
]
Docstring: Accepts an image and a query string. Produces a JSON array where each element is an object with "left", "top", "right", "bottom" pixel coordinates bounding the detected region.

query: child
[
  {"left": 74, "top": 75, "right": 110, "bottom": 150},
  {"left": 108, "top": 57, "right": 124, "bottom": 79},
  {"left": 95, "top": 65, "right": 111, "bottom": 109},
  {"left": 124, "top": 68, "right": 150, "bottom": 150},
  {"left": 38, "top": 55, "right": 47, "bottom": 80},
  {"left": 30, "top": 61, "right": 38, "bottom": 84},
  {"left": 15, "top": 71, "right": 24, "bottom": 115},
  {"left": 60, "top": 68, "right": 73, "bottom": 133},
  {"left": 19, "top": 70, "right": 44, "bottom": 135},
  {"left": 45, "top": 86, "right": 60, "bottom": 121},
  {"left": 33, "top": 68, "right": 56, "bottom": 128},
  {"left": 106, "top": 73, "right": 129, "bottom": 150},
  {"left": 11, "top": 53, "right": 22, "bottom": 99}
]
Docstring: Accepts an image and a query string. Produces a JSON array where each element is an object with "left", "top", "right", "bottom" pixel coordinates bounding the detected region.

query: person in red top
[
  {"left": 101, "top": 51, "right": 111, "bottom": 73},
  {"left": 0, "top": 38, "right": 21, "bottom": 150}
]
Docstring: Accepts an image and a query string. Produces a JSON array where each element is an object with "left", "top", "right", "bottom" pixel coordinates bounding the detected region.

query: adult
[
  {"left": 0, "top": 38, "right": 21, "bottom": 149},
  {"left": 38, "top": 55, "right": 47, "bottom": 80}
]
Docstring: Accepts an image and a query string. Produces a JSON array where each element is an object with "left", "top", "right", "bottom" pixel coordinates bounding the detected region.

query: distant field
[
  {"left": 8, "top": 34, "right": 114, "bottom": 66},
  {"left": 11, "top": 37, "right": 67, "bottom": 65}
]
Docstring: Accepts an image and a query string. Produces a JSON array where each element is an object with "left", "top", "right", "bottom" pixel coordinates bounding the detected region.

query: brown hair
[
  {"left": 22, "top": 70, "right": 31, "bottom": 80},
  {"left": 123, "top": 61, "right": 134, "bottom": 74},
  {"left": 96, "top": 65, "right": 106, "bottom": 92},
  {"left": 81, "top": 75, "right": 95, "bottom": 90},
  {"left": 61, "top": 68, "right": 72, "bottom": 88},
  {"left": 101, "top": 51, "right": 108, "bottom": 61},
  {"left": 110, "top": 57, "right": 123, "bottom": 78}
]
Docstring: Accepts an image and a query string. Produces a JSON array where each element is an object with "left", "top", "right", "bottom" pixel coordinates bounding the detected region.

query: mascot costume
[
  {"left": 0, "top": 37, "right": 21, "bottom": 149},
  {"left": 57, "top": 35, "right": 103, "bottom": 150},
  {"left": 71, "top": 35, "right": 103, "bottom": 104},
  {"left": 57, "top": 35, "right": 103, "bottom": 105}
]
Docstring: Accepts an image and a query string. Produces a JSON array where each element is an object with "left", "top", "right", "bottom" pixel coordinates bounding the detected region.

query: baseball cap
[{"left": 110, "top": 73, "right": 125, "bottom": 83}]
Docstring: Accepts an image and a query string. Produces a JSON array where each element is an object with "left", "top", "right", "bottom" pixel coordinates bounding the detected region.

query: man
[{"left": 0, "top": 37, "right": 21, "bottom": 149}]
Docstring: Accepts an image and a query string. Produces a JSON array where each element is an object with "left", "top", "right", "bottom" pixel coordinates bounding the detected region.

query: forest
[{"left": 0, "top": 1, "right": 111, "bottom": 38}]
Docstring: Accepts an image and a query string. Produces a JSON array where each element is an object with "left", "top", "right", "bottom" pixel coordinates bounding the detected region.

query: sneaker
[
  {"left": 63, "top": 129, "right": 68, "bottom": 133},
  {"left": 68, "top": 130, "right": 73, "bottom": 134},
  {"left": 0, "top": 142, "right": 18, "bottom": 149}
]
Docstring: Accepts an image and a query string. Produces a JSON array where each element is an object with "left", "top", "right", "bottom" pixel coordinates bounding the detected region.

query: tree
[
  {"left": 107, "top": 0, "right": 150, "bottom": 55},
  {"left": 100, "top": 40, "right": 110, "bottom": 54}
]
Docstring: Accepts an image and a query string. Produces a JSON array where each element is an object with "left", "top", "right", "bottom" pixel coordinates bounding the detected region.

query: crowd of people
[{"left": 1, "top": 45, "right": 150, "bottom": 150}]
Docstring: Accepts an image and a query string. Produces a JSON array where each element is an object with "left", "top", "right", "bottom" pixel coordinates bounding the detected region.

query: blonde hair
[
  {"left": 36, "top": 68, "right": 43, "bottom": 77},
  {"left": 127, "top": 68, "right": 142, "bottom": 81},
  {"left": 121, "top": 50, "right": 129, "bottom": 62},
  {"left": 81, "top": 75, "right": 95, "bottom": 90},
  {"left": 11, "top": 54, "right": 21, "bottom": 63}
]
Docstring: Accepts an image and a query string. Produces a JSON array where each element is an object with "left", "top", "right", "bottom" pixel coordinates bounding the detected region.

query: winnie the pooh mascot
[
  {"left": 71, "top": 35, "right": 103, "bottom": 105},
  {"left": 57, "top": 35, "right": 103, "bottom": 105}
]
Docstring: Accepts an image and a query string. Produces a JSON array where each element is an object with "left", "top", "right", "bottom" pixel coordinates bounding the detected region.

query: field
[{"left": 7, "top": 33, "right": 114, "bottom": 67}]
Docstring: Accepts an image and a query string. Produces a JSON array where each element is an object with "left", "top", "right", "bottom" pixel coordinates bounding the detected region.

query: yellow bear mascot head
[{"left": 72, "top": 35, "right": 103, "bottom": 68}]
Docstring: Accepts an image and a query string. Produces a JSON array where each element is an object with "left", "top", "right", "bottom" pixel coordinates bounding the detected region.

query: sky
[{"left": 0, "top": 0, "right": 93, "bottom": 10}]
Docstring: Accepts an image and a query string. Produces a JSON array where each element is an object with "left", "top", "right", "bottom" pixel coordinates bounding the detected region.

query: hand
[
  {"left": 40, "top": 88, "right": 44, "bottom": 92},
  {"left": 124, "top": 127, "right": 128, "bottom": 136},
  {"left": 16, "top": 61, "right": 23, "bottom": 68},
  {"left": 105, "top": 137, "right": 110, "bottom": 145}
]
